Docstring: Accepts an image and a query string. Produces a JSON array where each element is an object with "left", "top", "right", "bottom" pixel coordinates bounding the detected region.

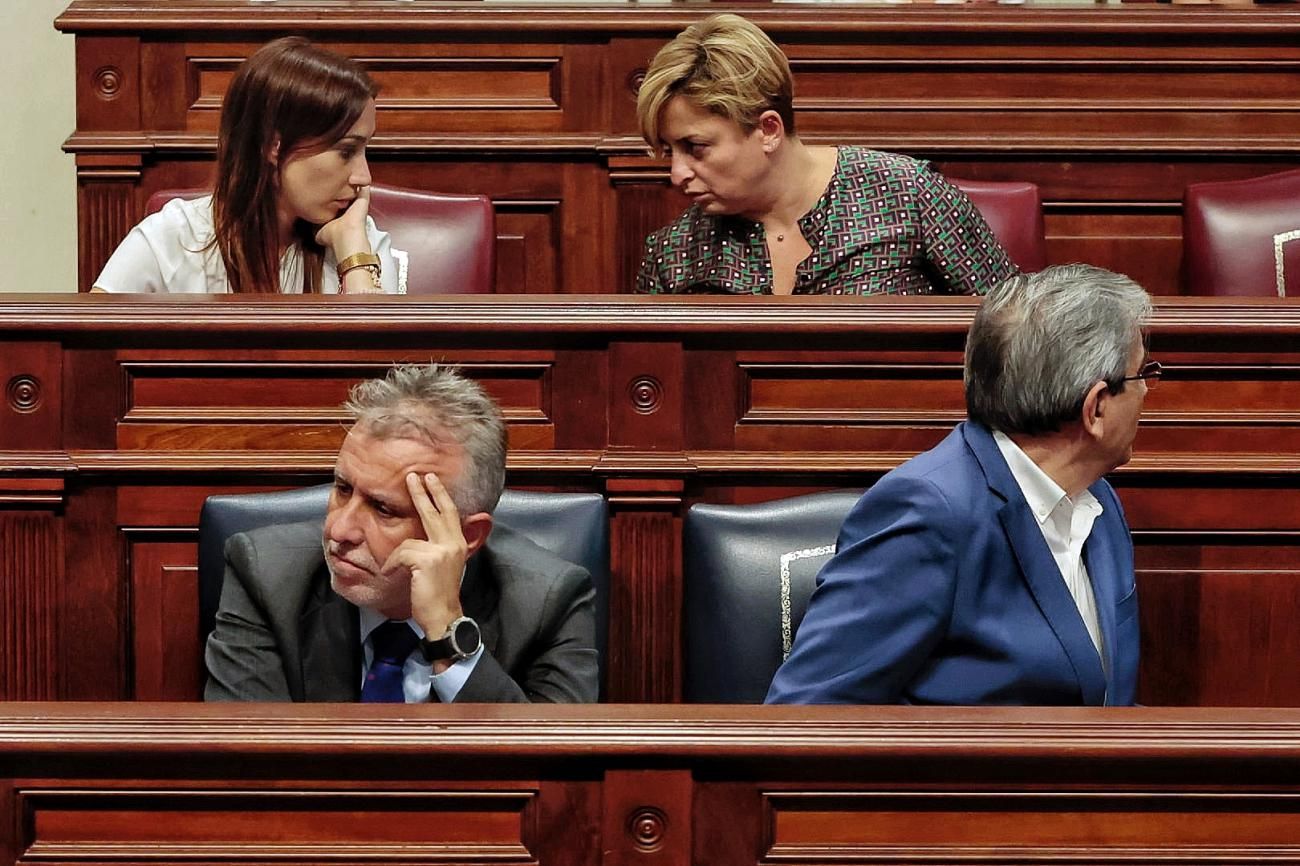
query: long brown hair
[{"left": 210, "top": 37, "right": 378, "bottom": 293}]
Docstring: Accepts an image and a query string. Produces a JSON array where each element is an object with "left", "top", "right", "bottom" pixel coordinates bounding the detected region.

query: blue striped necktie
[{"left": 361, "top": 621, "right": 418, "bottom": 703}]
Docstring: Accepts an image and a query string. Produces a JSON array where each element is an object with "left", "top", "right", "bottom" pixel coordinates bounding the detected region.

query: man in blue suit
[{"left": 767, "top": 265, "right": 1156, "bottom": 705}]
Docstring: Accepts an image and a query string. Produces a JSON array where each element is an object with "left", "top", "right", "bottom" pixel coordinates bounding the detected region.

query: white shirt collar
[
  {"left": 358, "top": 605, "right": 427, "bottom": 643},
  {"left": 992, "top": 429, "right": 1100, "bottom": 524}
]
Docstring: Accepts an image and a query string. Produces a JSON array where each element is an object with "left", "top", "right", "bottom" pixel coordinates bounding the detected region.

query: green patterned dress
[{"left": 636, "top": 147, "right": 1017, "bottom": 296}]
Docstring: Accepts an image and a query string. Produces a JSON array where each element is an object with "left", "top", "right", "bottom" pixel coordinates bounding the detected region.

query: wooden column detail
[
  {"left": 606, "top": 480, "right": 683, "bottom": 704},
  {"left": 76, "top": 170, "right": 140, "bottom": 293},
  {"left": 601, "top": 769, "right": 692, "bottom": 866},
  {"left": 604, "top": 338, "right": 686, "bottom": 701},
  {"left": 609, "top": 159, "right": 681, "bottom": 296},
  {"left": 0, "top": 510, "right": 63, "bottom": 699},
  {"left": 0, "top": 342, "right": 62, "bottom": 451}
]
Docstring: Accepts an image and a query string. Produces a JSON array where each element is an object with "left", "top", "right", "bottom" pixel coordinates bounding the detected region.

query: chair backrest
[
  {"left": 682, "top": 490, "right": 863, "bottom": 703},
  {"left": 1182, "top": 168, "right": 1300, "bottom": 297},
  {"left": 198, "top": 485, "right": 609, "bottom": 691},
  {"left": 948, "top": 177, "right": 1048, "bottom": 273},
  {"left": 144, "top": 183, "right": 496, "bottom": 294}
]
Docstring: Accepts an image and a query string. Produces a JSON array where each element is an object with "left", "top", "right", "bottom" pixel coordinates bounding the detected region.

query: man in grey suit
[{"left": 205, "top": 364, "right": 598, "bottom": 703}]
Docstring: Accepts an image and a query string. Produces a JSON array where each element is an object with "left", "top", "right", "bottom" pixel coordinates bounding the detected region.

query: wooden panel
[
  {"left": 790, "top": 59, "right": 1300, "bottom": 108},
  {"left": 76, "top": 178, "right": 138, "bottom": 293},
  {"left": 494, "top": 201, "right": 561, "bottom": 295},
  {"left": 742, "top": 363, "right": 966, "bottom": 421},
  {"left": 73, "top": 35, "right": 140, "bottom": 131},
  {"left": 602, "top": 770, "right": 692, "bottom": 866},
  {"left": 57, "top": 485, "right": 125, "bottom": 700},
  {"left": 0, "top": 342, "right": 61, "bottom": 451},
  {"left": 0, "top": 514, "right": 61, "bottom": 700},
  {"left": 129, "top": 537, "right": 201, "bottom": 702},
  {"left": 20, "top": 788, "right": 537, "bottom": 862},
  {"left": 1045, "top": 210, "right": 1183, "bottom": 297},
  {"left": 763, "top": 791, "right": 1300, "bottom": 863},
  {"left": 117, "top": 485, "right": 312, "bottom": 529},
  {"left": 611, "top": 173, "right": 691, "bottom": 297},
  {"left": 366, "top": 162, "right": 604, "bottom": 296},
  {"left": 607, "top": 502, "right": 682, "bottom": 704},
  {"left": 1137, "top": 535, "right": 1300, "bottom": 707},
  {"left": 187, "top": 55, "right": 562, "bottom": 117},
  {"left": 6, "top": 705, "right": 1300, "bottom": 866},
  {"left": 174, "top": 42, "right": 574, "bottom": 134},
  {"left": 608, "top": 341, "right": 684, "bottom": 452},
  {"left": 116, "top": 361, "right": 555, "bottom": 451}
]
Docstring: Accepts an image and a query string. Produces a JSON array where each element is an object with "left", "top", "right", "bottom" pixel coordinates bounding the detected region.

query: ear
[
  {"left": 460, "top": 512, "right": 494, "bottom": 558},
  {"left": 1081, "top": 380, "right": 1111, "bottom": 443},
  {"left": 756, "top": 109, "right": 786, "bottom": 153},
  {"left": 267, "top": 135, "right": 282, "bottom": 168}
]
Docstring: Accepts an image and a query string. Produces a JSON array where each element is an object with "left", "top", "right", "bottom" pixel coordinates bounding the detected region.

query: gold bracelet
[
  {"left": 336, "top": 251, "right": 381, "bottom": 282},
  {"left": 354, "top": 264, "right": 382, "bottom": 291}
]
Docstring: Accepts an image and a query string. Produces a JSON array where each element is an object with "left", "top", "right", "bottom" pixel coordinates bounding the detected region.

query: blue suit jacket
[{"left": 766, "top": 421, "right": 1139, "bottom": 706}]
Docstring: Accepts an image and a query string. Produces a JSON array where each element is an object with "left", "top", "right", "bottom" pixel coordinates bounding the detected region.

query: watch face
[{"left": 453, "top": 618, "right": 482, "bottom": 655}]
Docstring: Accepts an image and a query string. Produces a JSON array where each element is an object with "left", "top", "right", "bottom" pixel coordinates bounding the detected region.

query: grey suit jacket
[{"left": 204, "top": 519, "right": 598, "bottom": 703}]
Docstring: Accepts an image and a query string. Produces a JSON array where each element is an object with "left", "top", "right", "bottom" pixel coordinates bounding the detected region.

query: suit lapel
[
  {"left": 964, "top": 423, "right": 1108, "bottom": 706},
  {"left": 1082, "top": 492, "right": 1119, "bottom": 704},
  {"left": 299, "top": 567, "right": 360, "bottom": 701}
]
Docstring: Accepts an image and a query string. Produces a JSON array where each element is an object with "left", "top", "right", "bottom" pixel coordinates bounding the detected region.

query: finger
[
  {"left": 379, "top": 537, "right": 451, "bottom": 578},
  {"left": 421, "top": 471, "right": 463, "bottom": 534},
  {"left": 349, "top": 185, "right": 371, "bottom": 219},
  {"left": 379, "top": 538, "right": 419, "bottom": 577},
  {"left": 405, "top": 471, "right": 447, "bottom": 541}
]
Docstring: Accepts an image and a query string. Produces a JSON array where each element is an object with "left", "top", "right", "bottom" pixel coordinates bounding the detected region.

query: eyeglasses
[{"left": 1115, "top": 360, "right": 1163, "bottom": 388}]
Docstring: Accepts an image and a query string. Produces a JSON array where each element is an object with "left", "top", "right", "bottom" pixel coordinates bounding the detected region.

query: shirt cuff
[{"left": 428, "top": 643, "right": 485, "bottom": 703}]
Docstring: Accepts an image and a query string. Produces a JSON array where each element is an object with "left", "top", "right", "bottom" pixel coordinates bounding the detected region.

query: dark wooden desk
[
  {"left": 1, "top": 294, "right": 1299, "bottom": 705},
  {"left": 55, "top": 0, "right": 1300, "bottom": 294},
  {"left": 3, "top": 703, "right": 1300, "bottom": 865}
]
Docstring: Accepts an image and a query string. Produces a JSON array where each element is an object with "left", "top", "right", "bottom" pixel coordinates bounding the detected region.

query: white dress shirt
[
  {"left": 358, "top": 605, "right": 483, "bottom": 703},
  {"left": 993, "top": 430, "right": 1106, "bottom": 669},
  {"left": 94, "top": 194, "right": 404, "bottom": 294}
]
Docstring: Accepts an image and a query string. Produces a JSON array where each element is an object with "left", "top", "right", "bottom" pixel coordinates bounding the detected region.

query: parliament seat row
[
  {"left": 198, "top": 485, "right": 869, "bottom": 703},
  {"left": 152, "top": 169, "right": 1300, "bottom": 296}
]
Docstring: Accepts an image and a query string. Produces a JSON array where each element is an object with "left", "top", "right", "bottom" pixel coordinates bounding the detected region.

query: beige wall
[{"left": 0, "top": 0, "right": 77, "bottom": 292}]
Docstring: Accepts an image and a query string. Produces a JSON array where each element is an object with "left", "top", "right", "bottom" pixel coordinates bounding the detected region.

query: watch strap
[{"left": 419, "top": 616, "right": 480, "bottom": 663}]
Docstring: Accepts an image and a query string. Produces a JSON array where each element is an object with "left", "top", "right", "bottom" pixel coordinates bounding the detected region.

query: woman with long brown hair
[{"left": 94, "top": 37, "right": 398, "bottom": 294}]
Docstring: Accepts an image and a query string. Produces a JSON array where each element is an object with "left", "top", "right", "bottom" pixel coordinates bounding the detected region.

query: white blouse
[{"left": 94, "top": 195, "right": 406, "bottom": 294}]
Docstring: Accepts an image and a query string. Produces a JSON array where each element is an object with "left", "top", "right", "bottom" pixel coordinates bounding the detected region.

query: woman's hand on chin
[{"left": 315, "top": 184, "right": 372, "bottom": 261}]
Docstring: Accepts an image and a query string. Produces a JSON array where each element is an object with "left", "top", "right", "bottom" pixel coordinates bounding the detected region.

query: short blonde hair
[{"left": 636, "top": 14, "right": 795, "bottom": 153}]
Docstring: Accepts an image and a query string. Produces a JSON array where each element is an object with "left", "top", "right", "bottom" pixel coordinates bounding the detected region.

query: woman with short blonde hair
[
  {"left": 637, "top": 13, "right": 794, "bottom": 153},
  {"left": 635, "top": 14, "right": 1016, "bottom": 297}
]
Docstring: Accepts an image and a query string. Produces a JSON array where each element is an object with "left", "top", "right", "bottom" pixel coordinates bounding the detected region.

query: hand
[
  {"left": 314, "top": 184, "right": 373, "bottom": 263},
  {"left": 380, "top": 472, "right": 467, "bottom": 645}
]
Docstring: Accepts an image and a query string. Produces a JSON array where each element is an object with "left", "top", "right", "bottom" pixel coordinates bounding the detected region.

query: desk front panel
[{"left": 4, "top": 705, "right": 1300, "bottom": 866}]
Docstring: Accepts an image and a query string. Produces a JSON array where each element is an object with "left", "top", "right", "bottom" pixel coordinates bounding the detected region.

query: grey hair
[
  {"left": 343, "top": 364, "right": 507, "bottom": 515},
  {"left": 964, "top": 264, "right": 1152, "bottom": 436}
]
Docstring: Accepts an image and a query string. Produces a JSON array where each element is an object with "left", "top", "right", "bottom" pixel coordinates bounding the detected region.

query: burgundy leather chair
[
  {"left": 144, "top": 184, "right": 495, "bottom": 294},
  {"left": 1182, "top": 169, "right": 1300, "bottom": 297},
  {"left": 949, "top": 177, "right": 1049, "bottom": 273}
]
